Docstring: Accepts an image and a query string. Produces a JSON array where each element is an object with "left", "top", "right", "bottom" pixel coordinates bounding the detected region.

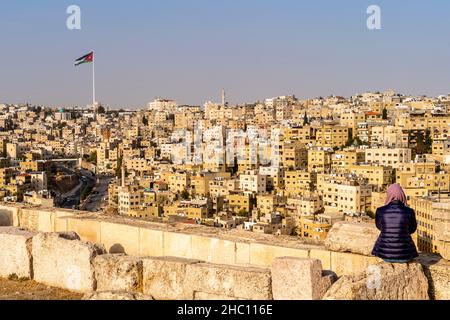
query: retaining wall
[{"left": 0, "top": 203, "right": 449, "bottom": 300}]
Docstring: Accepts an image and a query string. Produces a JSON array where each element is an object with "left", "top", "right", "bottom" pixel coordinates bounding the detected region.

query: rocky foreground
[{"left": 0, "top": 277, "right": 82, "bottom": 300}]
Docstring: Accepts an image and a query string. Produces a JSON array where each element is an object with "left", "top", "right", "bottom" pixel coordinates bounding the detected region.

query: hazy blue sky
[{"left": 1, "top": 0, "right": 450, "bottom": 108}]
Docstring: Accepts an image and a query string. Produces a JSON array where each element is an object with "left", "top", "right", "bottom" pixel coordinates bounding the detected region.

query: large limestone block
[
  {"left": 93, "top": 254, "right": 143, "bottom": 292},
  {"left": 67, "top": 218, "right": 101, "bottom": 244},
  {"left": 83, "top": 291, "right": 154, "bottom": 300},
  {"left": 235, "top": 242, "right": 250, "bottom": 265},
  {"left": 249, "top": 242, "right": 309, "bottom": 267},
  {"left": 37, "top": 209, "right": 54, "bottom": 232},
  {"left": 100, "top": 222, "right": 140, "bottom": 256},
  {"left": 271, "top": 257, "right": 335, "bottom": 300},
  {"left": 331, "top": 251, "right": 382, "bottom": 277},
  {"left": 139, "top": 228, "right": 164, "bottom": 257},
  {"left": 323, "top": 262, "right": 429, "bottom": 300},
  {"left": 191, "top": 236, "right": 236, "bottom": 265},
  {"left": 0, "top": 227, "right": 36, "bottom": 278},
  {"left": 53, "top": 210, "right": 77, "bottom": 233},
  {"left": 419, "top": 254, "right": 450, "bottom": 300},
  {"left": 324, "top": 222, "right": 380, "bottom": 256},
  {"left": 163, "top": 232, "right": 193, "bottom": 258},
  {"left": 186, "top": 263, "right": 272, "bottom": 300},
  {"left": 142, "top": 257, "right": 201, "bottom": 300},
  {"left": 436, "top": 241, "right": 450, "bottom": 262},
  {"left": 18, "top": 208, "right": 40, "bottom": 231},
  {"left": 32, "top": 232, "right": 106, "bottom": 293},
  {"left": 432, "top": 203, "right": 450, "bottom": 260}
]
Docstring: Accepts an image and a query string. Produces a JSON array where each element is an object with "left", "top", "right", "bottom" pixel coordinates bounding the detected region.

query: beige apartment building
[
  {"left": 164, "top": 199, "right": 211, "bottom": 219},
  {"left": 315, "top": 125, "right": 349, "bottom": 148},
  {"left": 259, "top": 166, "right": 284, "bottom": 190},
  {"left": 340, "top": 112, "right": 366, "bottom": 138},
  {"left": 286, "top": 193, "right": 323, "bottom": 216},
  {"left": 257, "top": 194, "right": 285, "bottom": 215},
  {"left": 283, "top": 126, "right": 316, "bottom": 144},
  {"left": 398, "top": 171, "right": 450, "bottom": 195},
  {"left": 346, "top": 164, "right": 394, "bottom": 189},
  {"left": 365, "top": 147, "right": 412, "bottom": 168},
  {"left": 317, "top": 175, "right": 372, "bottom": 214},
  {"left": 237, "top": 145, "right": 259, "bottom": 173},
  {"left": 282, "top": 142, "right": 308, "bottom": 170},
  {"left": 118, "top": 186, "right": 143, "bottom": 216},
  {"left": 397, "top": 114, "right": 450, "bottom": 131},
  {"left": 433, "top": 139, "right": 450, "bottom": 157},
  {"left": 168, "top": 171, "right": 190, "bottom": 193},
  {"left": 370, "top": 126, "right": 405, "bottom": 147},
  {"left": 409, "top": 196, "right": 450, "bottom": 254},
  {"left": 297, "top": 215, "right": 331, "bottom": 241},
  {"left": 226, "top": 193, "right": 254, "bottom": 214},
  {"left": 284, "top": 170, "right": 317, "bottom": 196},
  {"left": 331, "top": 149, "right": 365, "bottom": 168},
  {"left": 308, "top": 148, "right": 332, "bottom": 174},
  {"left": 125, "top": 158, "right": 151, "bottom": 175},
  {"left": 209, "top": 177, "right": 238, "bottom": 199},
  {"left": 6, "top": 143, "right": 28, "bottom": 159}
]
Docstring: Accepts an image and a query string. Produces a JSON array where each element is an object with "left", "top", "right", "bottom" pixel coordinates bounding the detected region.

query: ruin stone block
[
  {"left": 93, "top": 254, "right": 143, "bottom": 292},
  {"left": 0, "top": 227, "right": 36, "bottom": 278},
  {"left": 271, "top": 257, "right": 334, "bottom": 300},
  {"left": 32, "top": 232, "right": 105, "bottom": 293}
]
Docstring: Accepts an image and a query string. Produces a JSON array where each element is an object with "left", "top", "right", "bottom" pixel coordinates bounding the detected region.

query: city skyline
[{"left": 1, "top": 0, "right": 450, "bottom": 108}]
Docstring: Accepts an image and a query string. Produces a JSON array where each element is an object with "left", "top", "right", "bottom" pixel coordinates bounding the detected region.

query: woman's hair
[{"left": 385, "top": 183, "right": 407, "bottom": 205}]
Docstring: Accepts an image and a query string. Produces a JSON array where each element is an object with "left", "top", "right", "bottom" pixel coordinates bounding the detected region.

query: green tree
[
  {"left": 180, "top": 189, "right": 190, "bottom": 200},
  {"left": 303, "top": 112, "right": 309, "bottom": 126},
  {"left": 115, "top": 157, "right": 123, "bottom": 178},
  {"left": 97, "top": 105, "right": 106, "bottom": 114},
  {"left": 88, "top": 151, "right": 97, "bottom": 165},
  {"left": 382, "top": 107, "right": 388, "bottom": 120},
  {"left": 416, "top": 132, "right": 426, "bottom": 155},
  {"left": 354, "top": 137, "right": 363, "bottom": 146},
  {"left": 424, "top": 129, "right": 433, "bottom": 154},
  {"left": 345, "top": 136, "right": 355, "bottom": 147},
  {"left": 237, "top": 209, "right": 249, "bottom": 217},
  {"left": 389, "top": 169, "right": 397, "bottom": 185}
]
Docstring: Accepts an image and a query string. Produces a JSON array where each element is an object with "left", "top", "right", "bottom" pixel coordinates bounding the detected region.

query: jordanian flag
[{"left": 75, "top": 51, "right": 94, "bottom": 66}]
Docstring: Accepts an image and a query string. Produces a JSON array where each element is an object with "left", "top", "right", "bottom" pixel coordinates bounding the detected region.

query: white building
[
  {"left": 148, "top": 98, "right": 178, "bottom": 112},
  {"left": 239, "top": 170, "right": 267, "bottom": 194}
]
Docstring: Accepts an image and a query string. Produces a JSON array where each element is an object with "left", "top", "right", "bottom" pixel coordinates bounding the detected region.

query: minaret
[
  {"left": 121, "top": 163, "right": 126, "bottom": 188},
  {"left": 221, "top": 89, "right": 226, "bottom": 107}
]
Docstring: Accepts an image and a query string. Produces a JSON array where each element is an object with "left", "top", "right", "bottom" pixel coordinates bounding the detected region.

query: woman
[{"left": 372, "top": 184, "right": 418, "bottom": 263}]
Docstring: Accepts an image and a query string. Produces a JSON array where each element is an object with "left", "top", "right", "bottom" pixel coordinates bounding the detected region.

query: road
[
  {"left": 58, "top": 169, "right": 95, "bottom": 210},
  {"left": 81, "top": 176, "right": 113, "bottom": 212}
]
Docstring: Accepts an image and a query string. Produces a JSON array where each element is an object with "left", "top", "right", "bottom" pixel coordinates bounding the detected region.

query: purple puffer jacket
[{"left": 372, "top": 201, "right": 419, "bottom": 261}]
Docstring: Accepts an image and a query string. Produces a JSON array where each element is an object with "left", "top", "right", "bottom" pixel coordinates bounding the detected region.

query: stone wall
[
  {"left": 0, "top": 203, "right": 449, "bottom": 300},
  {"left": 0, "top": 228, "right": 278, "bottom": 300}
]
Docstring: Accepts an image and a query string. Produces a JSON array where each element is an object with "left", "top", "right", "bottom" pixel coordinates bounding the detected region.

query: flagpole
[{"left": 92, "top": 50, "right": 96, "bottom": 109}]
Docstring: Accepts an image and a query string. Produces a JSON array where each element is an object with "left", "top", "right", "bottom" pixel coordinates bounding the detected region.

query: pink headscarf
[{"left": 385, "top": 184, "right": 407, "bottom": 205}]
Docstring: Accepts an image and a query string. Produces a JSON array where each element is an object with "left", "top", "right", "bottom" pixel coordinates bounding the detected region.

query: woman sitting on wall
[{"left": 372, "top": 184, "right": 418, "bottom": 263}]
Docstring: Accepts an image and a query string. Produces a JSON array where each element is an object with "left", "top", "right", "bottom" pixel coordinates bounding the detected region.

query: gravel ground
[{"left": 0, "top": 277, "right": 83, "bottom": 300}]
